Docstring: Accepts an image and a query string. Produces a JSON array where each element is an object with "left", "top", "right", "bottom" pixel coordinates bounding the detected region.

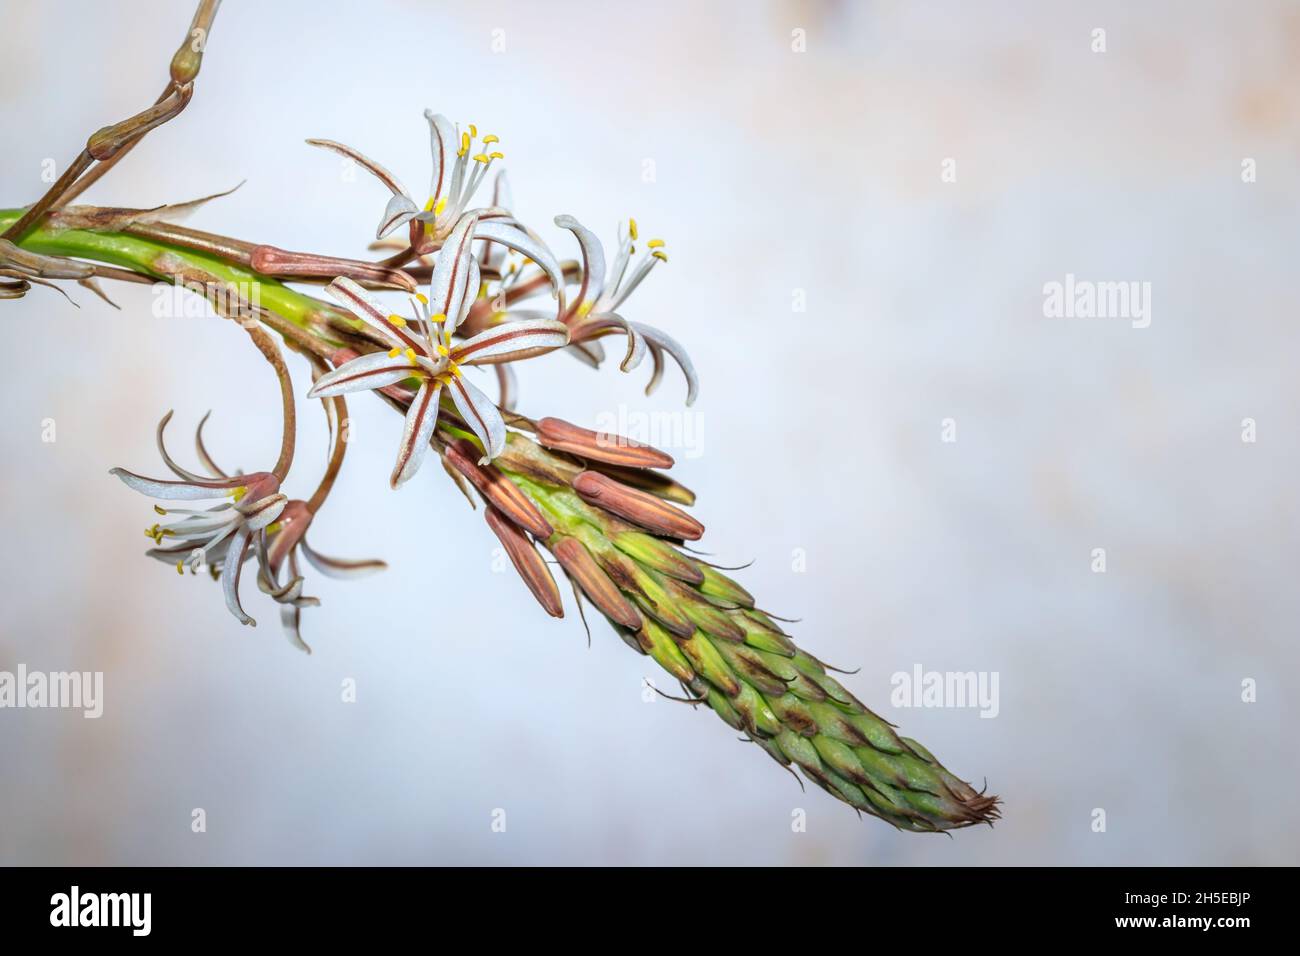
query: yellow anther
[
  {"left": 415, "top": 292, "right": 429, "bottom": 305},
  {"left": 388, "top": 347, "right": 402, "bottom": 358},
  {"left": 153, "top": 504, "right": 167, "bottom": 515},
  {"left": 447, "top": 361, "right": 462, "bottom": 377},
  {"left": 430, "top": 312, "right": 447, "bottom": 324},
  {"left": 231, "top": 487, "right": 248, "bottom": 503},
  {"left": 433, "top": 196, "right": 447, "bottom": 215},
  {"left": 388, "top": 314, "right": 408, "bottom": 327},
  {"left": 423, "top": 196, "right": 436, "bottom": 212},
  {"left": 405, "top": 347, "right": 419, "bottom": 365},
  {"left": 628, "top": 218, "right": 639, "bottom": 240},
  {"left": 436, "top": 344, "right": 450, "bottom": 356},
  {"left": 472, "top": 153, "right": 490, "bottom": 164},
  {"left": 266, "top": 521, "right": 283, "bottom": 536},
  {"left": 489, "top": 151, "right": 504, "bottom": 160},
  {"left": 576, "top": 300, "right": 594, "bottom": 318},
  {"left": 469, "top": 123, "right": 478, "bottom": 138},
  {"left": 459, "top": 132, "right": 470, "bottom": 156},
  {"left": 652, "top": 250, "right": 668, "bottom": 262},
  {"left": 647, "top": 238, "right": 665, "bottom": 248},
  {"left": 482, "top": 134, "right": 499, "bottom": 145},
  {"left": 176, "top": 560, "right": 185, "bottom": 575}
]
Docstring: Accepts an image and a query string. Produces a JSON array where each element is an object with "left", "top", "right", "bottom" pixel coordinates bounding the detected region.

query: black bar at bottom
[{"left": 0, "top": 866, "right": 1278, "bottom": 940}]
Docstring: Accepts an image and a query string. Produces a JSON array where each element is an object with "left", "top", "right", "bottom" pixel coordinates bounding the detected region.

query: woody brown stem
[
  {"left": 59, "top": 0, "right": 221, "bottom": 206},
  {"left": 244, "top": 324, "right": 297, "bottom": 482},
  {"left": 304, "top": 355, "right": 349, "bottom": 515}
]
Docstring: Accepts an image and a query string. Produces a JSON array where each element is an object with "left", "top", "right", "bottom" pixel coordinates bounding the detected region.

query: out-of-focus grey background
[{"left": 1, "top": 0, "right": 1297, "bottom": 865}]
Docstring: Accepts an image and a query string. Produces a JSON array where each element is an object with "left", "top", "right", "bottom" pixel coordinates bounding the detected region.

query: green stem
[{"left": 0, "top": 208, "right": 353, "bottom": 351}]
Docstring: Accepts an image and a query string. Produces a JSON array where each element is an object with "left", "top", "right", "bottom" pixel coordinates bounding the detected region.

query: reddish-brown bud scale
[
  {"left": 445, "top": 441, "right": 552, "bottom": 539},
  {"left": 535, "top": 417, "right": 675, "bottom": 470},
  {"left": 588, "top": 463, "right": 696, "bottom": 506},
  {"left": 550, "top": 537, "right": 643, "bottom": 631},
  {"left": 484, "top": 507, "right": 564, "bottom": 618},
  {"left": 572, "top": 471, "right": 704, "bottom": 541},
  {"left": 250, "top": 245, "right": 416, "bottom": 291}
]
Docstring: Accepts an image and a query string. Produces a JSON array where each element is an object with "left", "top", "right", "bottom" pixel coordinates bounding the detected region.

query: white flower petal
[
  {"left": 377, "top": 193, "right": 419, "bottom": 239},
  {"left": 471, "top": 221, "right": 567, "bottom": 317},
  {"left": 632, "top": 321, "right": 699, "bottom": 405},
  {"left": 428, "top": 211, "right": 480, "bottom": 332},
  {"left": 306, "top": 138, "right": 409, "bottom": 198},
  {"left": 424, "top": 110, "right": 457, "bottom": 203},
  {"left": 554, "top": 214, "right": 607, "bottom": 312},
  {"left": 325, "top": 277, "right": 419, "bottom": 351},
  {"left": 242, "top": 493, "right": 288, "bottom": 531},
  {"left": 221, "top": 525, "right": 256, "bottom": 626},
  {"left": 111, "top": 467, "right": 246, "bottom": 501},
  {"left": 452, "top": 319, "right": 569, "bottom": 366},
  {"left": 299, "top": 538, "right": 388, "bottom": 580},
  {"left": 448, "top": 374, "right": 506, "bottom": 463},
  {"left": 391, "top": 381, "right": 442, "bottom": 488},
  {"left": 307, "top": 351, "right": 420, "bottom": 398}
]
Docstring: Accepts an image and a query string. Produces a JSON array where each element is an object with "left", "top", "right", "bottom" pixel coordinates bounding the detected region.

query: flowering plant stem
[
  {"left": 0, "top": 202, "right": 1001, "bottom": 830},
  {"left": 0, "top": 0, "right": 1000, "bottom": 829},
  {"left": 0, "top": 209, "right": 345, "bottom": 354}
]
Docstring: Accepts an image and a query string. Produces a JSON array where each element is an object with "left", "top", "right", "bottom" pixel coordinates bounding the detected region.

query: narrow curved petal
[
  {"left": 391, "top": 381, "right": 442, "bottom": 488},
  {"left": 300, "top": 538, "right": 388, "bottom": 579},
  {"left": 644, "top": 341, "right": 665, "bottom": 396},
  {"left": 241, "top": 493, "right": 288, "bottom": 531},
  {"left": 576, "top": 312, "right": 647, "bottom": 372},
  {"left": 471, "top": 221, "right": 567, "bottom": 317},
  {"left": 306, "top": 138, "right": 409, "bottom": 197},
  {"left": 424, "top": 111, "right": 456, "bottom": 202},
  {"left": 465, "top": 256, "right": 482, "bottom": 326},
  {"left": 554, "top": 214, "right": 606, "bottom": 312},
  {"left": 194, "top": 411, "right": 230, "bottom": 478},
  {"left": 221, "top": 525, "right": 256, "bottom": 626},
  {"left": 110, "top": 467, "right": 248, "bottom": 500},
  {"left": 564, "top": 340, "right": 606, "bottom": 368},
  {"left": 325, "top": 276, "right": 421, "bottom": 351},
  {"left": 307, "top": 351, "right": 422, "bottom": 399},
  {"left": 155, "top": 410, "right": 209, "bottom": 482},
  {"left": 377, "top": 193, "right": 419, "bottom": 239},
  {"left": 428, "top": 211, "right": 480, "bottom": 333},
  {"left": 280, "top": 603, "right": 311, "bottom": 654},
  {"left": 452, "top": 319, "right": 569, "bottom": 366},
  {"left": 447, "top": 374, "right": 507, "bottom": 463},
  {"left": 633, "top": 322, "right": 699, "bottom": 405}
]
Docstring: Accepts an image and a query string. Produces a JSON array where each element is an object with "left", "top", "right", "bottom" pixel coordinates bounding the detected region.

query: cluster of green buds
[{"left": 450, "top": 418, "right": 999, "bottom": 831}]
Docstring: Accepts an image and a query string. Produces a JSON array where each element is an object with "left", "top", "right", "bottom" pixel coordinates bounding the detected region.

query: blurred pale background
[{"left": 1, "top": 0, "right": 1297, "bottom": 865}]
